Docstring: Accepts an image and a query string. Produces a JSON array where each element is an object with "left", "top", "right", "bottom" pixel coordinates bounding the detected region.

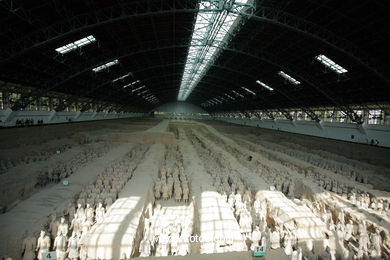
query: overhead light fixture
[
  {"left": 241, "top": 87, "right": 256, "bottom": 95},
  {"left": 55, "top": 35, "right": 96, "bottom": 54},
  {"left": 278, "top": 71, "right": 301, "bottom": 85},
  {"left": 92, "top": 59, "right": 119, "bottom": 72},
  {"left": 256, "top": 80, "right": 274, "bottom": 91},
  {"left": 314, "top": 54, "right": 348, "bottom": 74}
]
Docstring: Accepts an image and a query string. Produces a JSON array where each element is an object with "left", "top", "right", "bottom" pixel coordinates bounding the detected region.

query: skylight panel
[
  {"left": 218, "top": 96, "right": 227, "bottom": 102},
  {"left": 232, "top": 90, "right": 244, "bottom": 98},
  {"left": 224, "top": 93, "right": 235, "bottom": 100},
  {"left": 131, "top": 85, "right": 146, "bottom": 92},
  {"left": 55, "top": 35, "right": 96, "bottom": 54},
  {"left": 143, "top": 93, "right": 159, "bottom": 104},
  {"left": 112, "top": 73, "right": 132, "bottom": 83},
  {"left": 213, "top": 98, "right": 222, "bottom": 104},
  {"left": 241, "top": 87, "right": 256, "bottom": 95},
  {"left": 137, "top": 89, "right": 150, "bottom": 96},
  {"left": 177, "top": 0, "right": 251, "bottom": 101},
  {"left": 315, "top": 54, "right": 348, "bottom": 74},
  {"left": 278, "top": 71, "right": 301, "bottom": 85},
  {"left": 122, "top": 83, "right": 132, "bottom": 89},
  {"left": 256, "top": 80, "right": 274, "bottom": 91},
  {"left": 92, "top": 59, "right": 119, "bottom": 72}
]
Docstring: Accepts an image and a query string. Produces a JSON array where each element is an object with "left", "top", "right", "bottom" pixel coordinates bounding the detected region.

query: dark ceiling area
[{"left": 0, "top": 0, "right": 389, "bottom": 115}]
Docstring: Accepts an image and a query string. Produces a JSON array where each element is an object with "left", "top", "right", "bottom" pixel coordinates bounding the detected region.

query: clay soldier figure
[
  {"left": 174, "top": 185, "right": 182, "bottom": 202},
  {"left": 95, "top": 202, "right": 105, "bottom": 223},
  {"left": 53, "top": 231, "right": 67, "bottom": 260},
  {"left": 321, "top": 246, "right": 332, "bottom": 260},
  {"left": 370, "top": 228, "right": 382, "bottom": 256},
  {"left": 154, "top": 181, "right": 161, "bottom": 199},
  {"left": 344, "top": 220, "right": 353, "bottom": 242},
  {"left": 35, "top": 230, "right": 51, "bottom": 260},
  {"left": 162, "top": 184, "right": 169, "bottom": 201},
  {"left": 270, "top": 226, "right": 281, "bottom": 249},
  {"left": 58, "top": 217, "right": 69, "bottom": 238},
  {"left": 67, "top": 232, "right": 79, "bottom": 260},
  {"left": 182, "top": 185, "right": 189, "bottom": 203},
  {"left": 291, "top": 248, "right": 303, "bottom": 260},
  {"left": 250, "top": 226, "right": 262, "bottom": 250},
  {"left": 66, "top": 202, "right": 76, "bottom": 222},
  {"left": 21, "top": 231, "right": 36, "bottom": 260},
  {"left": 338, "top": 209, "right": 345, "bottom": 225},
  {"left": 76, "top": 203, "right": 85, "bottom": 220},
  {"left": 178, "top": 234, "right": 189, "bottom": 256},
  {"left": 139, "top": 238, "right": 152, "bottom": 257},
  {"left": 283, "top": 229, "right": 294, "bottom": 256},
  {"left": 85, "top": 203, "right": 94, "bottom": 222},
  {"left": 260, "top": 227, "right": 270, "bottom": 251},
  {"left": 306, "top": 247, "right": 318, "bottom": 260},
  {"left": 70, "top": 213, "right": 80, "bottom": 233},
  {"left": 81, "top": 216, "right": 93, "bottom": 236},
  {"left": 170, "top": 230, "right": 180, "bottom": 255},
  {"left": 49, "top": 214, "right": 59, "bottom": 239}
]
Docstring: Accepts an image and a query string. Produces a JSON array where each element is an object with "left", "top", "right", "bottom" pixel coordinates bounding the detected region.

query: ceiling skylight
[
  {"left": 55, "top": 35, "right": 96, "bottom": 54},
  {"left": 177, "top": 0, "right": 252, "bottom": 101},
  {"left": 122, "top": 80, "right": 140, "bottom": 89},
  {"left": 132, "top": 85, "right": 146, "bottom": 92},
  {"left": 92, "top": 59, "right": 119, "bottom": 72},
  {"left": 315, "top": 54, "right": 348, "bottom": 74},
  {"left": 278, "top": 71, "right": 301, "bottom": 85},
  {"left": 112, "top": 73, "right": 132, "bottom": 83},
  {"left": 122, "top": 83, "right": 132, "bottom": 89},
  {"left": 256, "top": 80, "right": 274, "bottom": 91},
  {"left": 224, "top": 93, "right": 235, "bottom": 100},
  {"left": 232, "top": 90, "right": 244, "bottom": 98},
  {"left": 241, "top": 87, "right": 256, "bottom": 95}
]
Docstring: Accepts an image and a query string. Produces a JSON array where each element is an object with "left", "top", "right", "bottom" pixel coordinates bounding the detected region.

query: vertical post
[
  {"left": 384, "top": 110, "right": 390, "bottom": 125},
  {"left": 49, "top": 97, "right": 53, "bottom": 111},
  {"left": 363, "top": 109, "right": 369, "bottom": 124},
  {"left": 3, "top": 91, "right": 10, "bottom": 110}
]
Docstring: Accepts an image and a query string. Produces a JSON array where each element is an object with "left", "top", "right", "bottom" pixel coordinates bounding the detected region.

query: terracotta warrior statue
[
  {"left": 58, "top": 217, "right": 69, "bottom": 237},
  {"left": 21, "top": 231, "right": 36, "bottom": 260},
  {"left": 53, "top": 231, "right": 67, "bottom": 260},
  {"left": 67, "top": 232, "right": 79, "bottom": 260},
  {"left": 35, "top": 230, "right": 51, "bottom": 260}
]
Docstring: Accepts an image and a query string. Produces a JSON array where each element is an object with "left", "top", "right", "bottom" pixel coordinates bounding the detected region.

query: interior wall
[
  {"left": 216, "top": 117, "right": 390, "bottom": 148},
  {"left": 153, "top": 101, "right": 210, "bottom": 120},
  {"left": 153, "top": 101, "right": 207, "bottom": 113},
  {"left": 0, "top": 108, "right": 146, "bottom": 127}
]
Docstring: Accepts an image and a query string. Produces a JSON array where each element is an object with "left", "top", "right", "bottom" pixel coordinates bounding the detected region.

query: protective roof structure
[{"left": 0, "top": 0, "right": 389, "bottom": 121}]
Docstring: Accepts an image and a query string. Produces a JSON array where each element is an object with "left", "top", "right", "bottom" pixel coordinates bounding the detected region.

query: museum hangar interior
[{"left": 0, "top": 0, "right": 389, "bottom": 259}]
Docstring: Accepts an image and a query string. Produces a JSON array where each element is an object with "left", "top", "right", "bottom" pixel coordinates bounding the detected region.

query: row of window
[
  {"left": 213, "top": 108, "right": 389, "bottom": 125},
  {"left": 0, "top": 91, "right": 125, "bottom": 113}
]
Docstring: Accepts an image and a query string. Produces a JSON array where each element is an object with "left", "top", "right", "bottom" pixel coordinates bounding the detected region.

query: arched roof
[{"left": 0, "top": 0, "right": 389, "bottom": 121}]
